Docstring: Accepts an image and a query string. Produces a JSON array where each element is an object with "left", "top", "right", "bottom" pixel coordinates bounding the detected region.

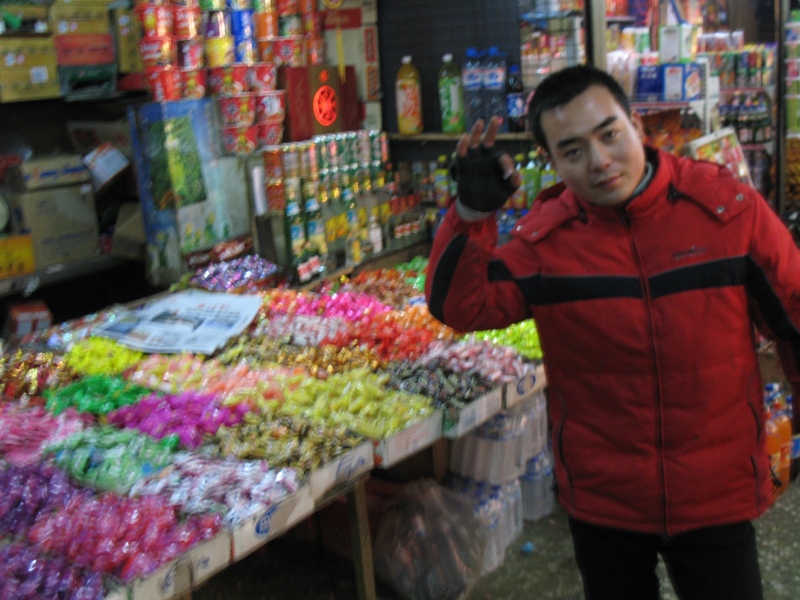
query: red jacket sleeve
[{"left": 425, "top": 205, "right": 532, "bottom": 333}]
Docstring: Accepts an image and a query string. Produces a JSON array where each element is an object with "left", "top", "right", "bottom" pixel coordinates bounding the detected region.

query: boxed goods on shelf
[{"left": 0, "top": 36, "right": 60, "bottom": 102}]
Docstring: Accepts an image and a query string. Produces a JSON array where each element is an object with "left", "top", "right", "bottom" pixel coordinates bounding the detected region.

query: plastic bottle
[
  {"left": 523, "top": 150, "right": 541, "bottom": 206},
  {"left": 506, "top": 65, "right": 526, "bottom": 133},
  {"left": 433, "top": 154, "right": 451, "bottom": 208},
  {"left": 396, "top": 55, "right": 423, "bottom": 135},
  {"left": 773, "top": 396, "right": 792, "bottom": 495},
  {"left": 367, "top": 213, "right": 383, "bottom": 254},
  {"left": 483, "top": 46, "right": 508, "bottom": 132},
  {"left": 765, "top": 406, "right": 783, "bottom": 501},
  {"left": 540, "top": 154, "right": 558, "bottom": 190},
  {"left": 438, "top": 53, "right": 466, "bottom": 134},
  {"left": 509, "top": 154, "right": 528, "bottom": 209},
  {"left": 462, "top": 47, "right": 484, "bottom": 131}
]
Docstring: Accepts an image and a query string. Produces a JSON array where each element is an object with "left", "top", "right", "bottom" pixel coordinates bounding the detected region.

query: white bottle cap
[
  {"left": 443, "top": 53, "right": 453, "bottom": 62},
  {"left": 402, "top": 55, "right": 411, "bottom": 64}
]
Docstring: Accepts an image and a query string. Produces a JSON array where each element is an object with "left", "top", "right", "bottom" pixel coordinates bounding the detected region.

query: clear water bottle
[
  {"left": 506, "top": 64, "right": 526, "bottom": 133},
  {"left": 462, "top": 47, "right": 484, "bottom": 131},
  {"left": 483, "top": 46, "right": 508, "bottom": 132}
]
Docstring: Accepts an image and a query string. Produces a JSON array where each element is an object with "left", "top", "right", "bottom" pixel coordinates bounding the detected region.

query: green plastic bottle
[{"left": 438, "top": 53, "right": 465, "bottom": 134}]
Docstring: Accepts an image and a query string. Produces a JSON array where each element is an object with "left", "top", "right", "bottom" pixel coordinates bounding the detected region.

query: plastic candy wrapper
[
  {"left": 0, "top": 541, "right": 108, "bottom": 600},
  {"left": 254, "top": 314, "right": 350, "bottom": 347},
  {"left": 45, "top": 426, "right": 176, "bottom": 495},
  {"left": 373, "top": 479, "right": 486, "bottom": 600},
  {"left": 0, "top": 351, "right": 78, "bottom": 405},
  {"left": 217, "top": 332, "right": 385, "bottom": 378},
  {"left": 262, "top": 289, "right": 393, "bottom": 323},
  {"left": 470, "top": 319, "right": 543, "bottom": 361},
  {"left": 189, "top": 254, "right": 280, "bottom": 293},
  {"left": 382, "top": 360, "right": 495, "bottom": 411},
  {"left": 63, "top": 337, "right": 144, "bottom": 376},
  {"left": 0, "top": 463, "right": 91, "bottom": 537},
  {"left": 0, "top": 405, "right": 91, "bottom": 466},
  {"left": 419, "top": 340, "right": 530, "bottom": 384},
  {"left": 130, "top": 452, "right": 299, "bottom": 527},
  {"left": 15, "top": 307, "right": 128, "bottom": 354},
  {"left": 26, "top": 492, "right": 221, "bottom": 581},
  {"left": 320, "top": 312, "right": 438, "bottom": 362},
  {"left": 213, "top": 414, "right": 363, "bottom": 476},
  {"left": 127, "top": 354, "right": 301, "bottom": 413},
  {"left": 45, "top": 375, "right": 153, "bottom": 416},
  {"left": 107, "top": 391, "right": 246, "bottom": 449},
  {"left": 276, "top": 367, "right": 435, "bottom": 439},
  {"left": 332, "top": 267, "right": 425, "bottom": 309}
]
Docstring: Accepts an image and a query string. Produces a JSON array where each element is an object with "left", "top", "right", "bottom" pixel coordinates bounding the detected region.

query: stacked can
[
  {"left": 300, "top": 0, "right": 324, "bottom": 66},
  {"left": 252, "top": 0, "right": 308, "bottom": 68}
]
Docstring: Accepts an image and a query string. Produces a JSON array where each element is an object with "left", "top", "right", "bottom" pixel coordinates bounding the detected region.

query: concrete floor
[{"left": 193, "top": 479, "right": 800, "bottom": 600}]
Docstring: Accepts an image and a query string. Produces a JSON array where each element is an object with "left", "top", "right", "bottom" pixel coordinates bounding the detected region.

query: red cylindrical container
[
  {"left": 172, "top": 6, "right": 202, "bottom": 37},
  {"left": 146, "top": 67, "right": 182, "bottom": 101}
]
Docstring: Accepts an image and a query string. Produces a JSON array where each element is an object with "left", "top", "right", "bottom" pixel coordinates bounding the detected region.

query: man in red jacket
[{"left": 425, "top": 64, "right": 800, "bottom": 599}]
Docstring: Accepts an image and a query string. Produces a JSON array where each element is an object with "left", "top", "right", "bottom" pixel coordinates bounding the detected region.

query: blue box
[
  {"left": 661, "top": 63, "right": 702, "bottom": 101},
  {"left": 635, "top": 65, "right": 662, "bottom": 101}
]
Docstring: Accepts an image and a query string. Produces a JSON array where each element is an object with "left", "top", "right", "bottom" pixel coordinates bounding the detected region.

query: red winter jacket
[{"left": 425, "top": 147, "right": 800, "bottom": 535}]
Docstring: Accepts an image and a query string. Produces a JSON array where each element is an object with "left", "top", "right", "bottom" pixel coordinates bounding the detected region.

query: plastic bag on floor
[{"left": 373, "top": 478, "right": 486, "bottom": 600}]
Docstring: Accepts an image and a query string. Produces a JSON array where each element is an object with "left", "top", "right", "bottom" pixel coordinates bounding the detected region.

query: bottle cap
[
  {"left": 443, "top": 53, "right": 453, "bottom": 62},
  {"left": 509, "top": 64, "right": 520, "bottom": 74},
  {"left": 402, "top": 55, "right": 411, "bottom": 64}
]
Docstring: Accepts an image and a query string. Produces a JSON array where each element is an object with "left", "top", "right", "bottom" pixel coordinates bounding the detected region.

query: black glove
[{"left": 452, "top": 144, "right": 518, "bottom": 213}]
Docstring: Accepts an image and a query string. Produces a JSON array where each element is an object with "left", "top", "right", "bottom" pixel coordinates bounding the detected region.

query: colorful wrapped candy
[
  {"left": 108, "top": 391, "right": 247, "bottom": 449},
  {"left": 131, "top": 452, "right": 300, "bottom": 527},
  {"left": 45, "top": 375, "right": 153, "bottom": 416},
  {"left": 419, "top": 340, "right": 532, "bottom": 384},
  {"left": 45, "top": 426, "right": 176, "bottom": 494},
  {"left": 63, "top": 337, "right": 144, "bottom": 377},
  {"left": 470, "top": 319, "right": 543, "bottom": 360},
  {"left": 26, "top": 492, "right": 220, "bottom": 581},
  {"left": 0, "top": 350, "right": 77, "bottom": 404},
  {"left": 0, "top": 404, "right": 90, "bottom": 466}
]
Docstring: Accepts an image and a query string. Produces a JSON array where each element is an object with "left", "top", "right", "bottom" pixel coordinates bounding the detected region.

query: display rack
[{"left": 0, "top": 254, "right": 128, "bottom": 299}]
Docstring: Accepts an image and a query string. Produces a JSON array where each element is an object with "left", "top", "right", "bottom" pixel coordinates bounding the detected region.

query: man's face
[{"left": 541, "top": 85, "right": 647, "bottom": 207}]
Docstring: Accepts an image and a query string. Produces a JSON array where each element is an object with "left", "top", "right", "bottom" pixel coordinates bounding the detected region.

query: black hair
[{"left": 528, "top": 65, "right": 631, "bottom": 153}]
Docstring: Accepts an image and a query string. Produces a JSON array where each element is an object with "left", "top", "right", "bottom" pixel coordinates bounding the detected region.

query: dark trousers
[{"left": 568, "top": 517, "right": 764, "bottom": 600}]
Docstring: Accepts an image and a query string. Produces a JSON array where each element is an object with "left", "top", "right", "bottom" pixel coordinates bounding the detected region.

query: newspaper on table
[{"left": 95, "top": 289, "right": 263, "bottom": 354}]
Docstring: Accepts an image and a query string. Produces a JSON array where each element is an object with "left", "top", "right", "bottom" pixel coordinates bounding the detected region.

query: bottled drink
[
  {"left": 540, "top": 154, "right": 558, "bottom": 190},
  {"left": 483, "top": 46, "right": 508, "bottom": 132},
  {"left": 509, "top": 154, "right": 528, "bottom": 209},
  {"left": 523, "top": 150, "right": 542, "bottom": 206},
  {"left": 506, "top": 64, "right": 526, "bottom": 133},
  {"left": 396, "top": 55, "right": 423, "bottom": 135},
  {"left": 765, "top": 407, "right": 783, "bottom": 501},
  {"left": 462, "top": 47, "right": 484, "bottom": 131},
  {"left": 367, "top": 214, "right": 383, "bottom": 254},
  {"left": 303, "top": 179, "right": 327, "bottom": 260},
  {"left": 284, "top": 192, "right": 306, "bottom": 263},
  {"left": 433, "top": 154, "right": 450, "bottom": 208},
  {"left": 438, "top": 53, "right": 466, "bottom": 134}
]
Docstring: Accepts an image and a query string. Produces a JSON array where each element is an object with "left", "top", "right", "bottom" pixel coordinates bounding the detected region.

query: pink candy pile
[
  {"left": 108, "top": 391, "right": 247, "bottom": 449},
  {"left": 0, "top": 405, "right": 90, "bottom": 466},
  {"left": 420, "top": 340, "right": 531, "bottom": 384},
  {"left": 26, "top": 492, "right": 221, "bottom": 581}
]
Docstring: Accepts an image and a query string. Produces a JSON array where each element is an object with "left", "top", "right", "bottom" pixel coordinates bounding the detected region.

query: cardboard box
[
  {"left": 230, "top": 486, "right": 315, "bottom": 560},
  {"left": 309, "top": 441, "right": 374, "bottom": 501},
  {"left": 0, "top": 234, "right": 36, "bottom": 280},
  {"left": 6, "top": 154, "right": 89, "bottom": 190},
  {"left": 0, "top": 37, "right": 58, "bottom": 85},
  {"left": 4, "top": 300, "right": 52, "bottom": 337},
  {"left": 50, "top": 4, "right": 110, "bottom": 35},
  {"left": 111, "top": 7, "right": 142, "bottom": 73},
  {"left": 83, "top": 142, "right": 129, "bottom": 191},
  {"left": 372, "top": 411, "right": 443, "bottom": 469},
  {"left": 442, "top": 386, "right": 503, "bottom": 439},
  {"left": 279, "top": 65, "right": 347, "bottom": 142},
  {"left": 54, "top": 33, "right": 115, "bottom": 66},
  {"left": 111, "top": 202, "right": 145, "bottom": 260},
  {"left": 635, "top": 64, "right": 661, "bottom": 101},
  {"left": 504, "top": 363, "right": 547, "bottom": 409},
  {"left": 0, "top": 81, "right": 61, "bottom": 102},
  {"left": 9, "top": 183, "right": 100, "bottom": 269},
  {"left": 662, "top": 62, "right": 702, "bottom": 101},
  {"left": 0, "top": 4, "right": 50, "bottom": 33}
]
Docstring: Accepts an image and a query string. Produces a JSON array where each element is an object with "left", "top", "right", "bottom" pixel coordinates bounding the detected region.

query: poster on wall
[{"left": 128, "top": 99, "right": 251, "bottom": 286}]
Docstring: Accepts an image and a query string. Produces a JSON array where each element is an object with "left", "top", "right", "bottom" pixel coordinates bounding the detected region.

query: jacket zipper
[{"left": 618, "top": 207, "right": 669, "bottom": 535}]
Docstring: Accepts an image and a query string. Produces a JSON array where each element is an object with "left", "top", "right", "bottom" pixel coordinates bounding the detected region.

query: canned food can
[
  {"left": 254, "top": 11, "right": 279, "bottom": 38},
  {"left": 263, "top": 146, "right": 284, "bottom": 179},
  {"left": 234, "top": 36, "right": 256, "bottom": 64},
  {"left": 282, "top": 144, "right": 300, "bottom": 178},
  {"left": 266, "top": 178, "right": 286, "bottom": 212},
  {"left": 180, "top": 68, "right": 206, "bottom": 98},
  {"left": 205, "top": 36, "right": 235, "bottom": 68},
  {"left": 176, "top": 37, "right": 204, "bottom": 69},
  {"left": 276, "top": 0, "right": 299, "bottom": 17},
  {"left": 279, "top": 13, "right": 302, "bottom": 37},
  {"left": 172, "top": 6, "right": 202, "bottom": 37},
  {"left": 231, "top": 9, "right": 254, "bottom": 38},
  {"left": 204, "top": 10, "right": 230, "bottom": 38},
  {"left": 252, "top": 0, "right": 276, "bottom": 11},
  {"left": 300, "top": 141, "right": 320, "bottom": 178}
]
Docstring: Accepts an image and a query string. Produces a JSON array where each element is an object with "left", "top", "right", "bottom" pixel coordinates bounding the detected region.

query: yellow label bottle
[{"left": 396, "top": 55, "right": 423, "bottom": 135}]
